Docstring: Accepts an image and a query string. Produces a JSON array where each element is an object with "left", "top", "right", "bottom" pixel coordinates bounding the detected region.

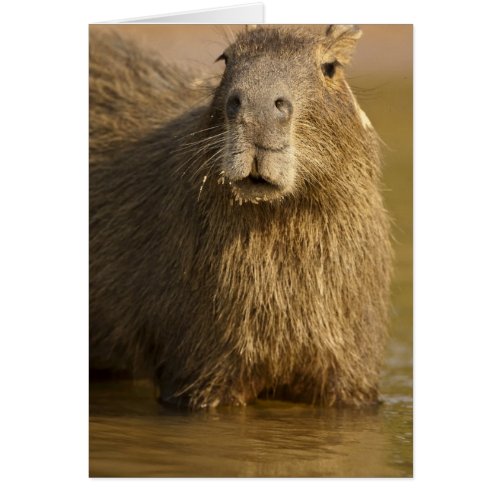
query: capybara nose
[
  {"left": 226, "top": 92, "right": 242, "bottom": 120},
  {"left": 273, "top": 97, "right": 293, "bottom": 123},
  {"left": 226, "top": 91, "right": 293, "bottom": 125}
]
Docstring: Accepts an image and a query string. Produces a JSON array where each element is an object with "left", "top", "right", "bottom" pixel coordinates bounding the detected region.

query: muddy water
[{"left": 89, "top": 26, "right": 413, "bottom": 477}]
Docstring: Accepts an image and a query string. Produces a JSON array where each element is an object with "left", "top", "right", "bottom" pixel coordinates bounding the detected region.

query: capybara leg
[
  {"left": 158, "top": 374, "right": 257, "bottom": 410},
  {"left": 285, "top": 370, "right": 379, "bottom": 407}
]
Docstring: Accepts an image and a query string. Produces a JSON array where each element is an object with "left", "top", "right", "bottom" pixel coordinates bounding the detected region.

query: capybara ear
[
  {"left": 245, "top": 24, "right": 258, "bottom": 32},
  {"left": 322, "top": 24, "right": 362, "bottom": 66}
]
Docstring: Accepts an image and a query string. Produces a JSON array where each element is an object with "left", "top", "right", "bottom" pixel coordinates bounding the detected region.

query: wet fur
[{"left": 89, "top": 27, "right": 392, "bottom": 408}]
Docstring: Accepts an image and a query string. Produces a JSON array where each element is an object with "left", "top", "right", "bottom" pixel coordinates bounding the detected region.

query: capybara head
[{"left": 210, "top": 24, "right": 363, "bottom": 203}]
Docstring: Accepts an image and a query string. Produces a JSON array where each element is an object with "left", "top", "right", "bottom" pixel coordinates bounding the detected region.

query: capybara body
[{"left": 89, "top": 25, "right": 392, "bottom": 409}]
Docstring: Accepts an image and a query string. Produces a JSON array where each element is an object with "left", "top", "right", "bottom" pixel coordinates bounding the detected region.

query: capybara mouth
[
  {"left": 247, "top": 172, "right": 273, "bottom": 186},
  {"left": 226, "top": 148, "right": 293, "bottom": 204},
  {"left": 231, "top": 173, "right": 285, "bottom": 203}
]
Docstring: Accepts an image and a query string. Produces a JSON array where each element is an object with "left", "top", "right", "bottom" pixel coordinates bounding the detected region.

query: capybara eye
[
  {"left": 321, "top": 61, "right": 338, "bottom": 78},
  {"left": 215, "top": 53, "right": 228, "bottom": 64}
]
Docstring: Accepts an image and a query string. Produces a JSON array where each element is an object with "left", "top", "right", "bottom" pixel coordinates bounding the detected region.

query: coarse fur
[{"left": 89, "top": 25, "right": 393, "bottom": 409}]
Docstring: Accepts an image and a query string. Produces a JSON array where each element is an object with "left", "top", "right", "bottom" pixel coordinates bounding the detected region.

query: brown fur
[{"left": 89, "top": 26, "right": 392, "bottom": 409}]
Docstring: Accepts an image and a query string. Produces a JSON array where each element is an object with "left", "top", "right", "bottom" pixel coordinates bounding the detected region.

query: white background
[{"left": 1, "top": 0, "right": 499, "bottom": 498}]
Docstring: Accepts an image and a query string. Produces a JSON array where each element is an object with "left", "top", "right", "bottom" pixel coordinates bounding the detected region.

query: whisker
[
  {"left": 171, "top": 137, "right": 226, "bottom": 157},
  {"left": 181, "top": 124, "right": 224, "bottom": 137},
  {"left": 170, "top": 134, "right": 226, "bottom": 158},
  {"left": 172, "top": 132, "right": 226, "bottom": 151},
  {"left": 190, "top": 148, "right": 225, "bottom": 182},
  {"left": 171, "top": 139, "right": 225, "bottom": 179}
]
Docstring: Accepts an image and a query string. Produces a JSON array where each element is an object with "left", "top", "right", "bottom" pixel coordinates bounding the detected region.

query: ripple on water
[{"left": 90, "top": 377, "right": 412, "bottom": 477}]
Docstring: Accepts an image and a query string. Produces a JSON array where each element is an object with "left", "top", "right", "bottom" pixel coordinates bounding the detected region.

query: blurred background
[{"left": 89, "top": 24, "right": 413, "bottom": 477}]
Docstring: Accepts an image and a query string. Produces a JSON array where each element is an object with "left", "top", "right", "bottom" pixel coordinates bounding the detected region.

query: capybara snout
[{"left": 225, "top": 89, "right": 293, "bottom": 125}]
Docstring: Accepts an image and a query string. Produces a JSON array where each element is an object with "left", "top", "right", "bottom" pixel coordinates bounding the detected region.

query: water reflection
[{"left": 90, "top": 379, "right": 411, "bottom": 477}]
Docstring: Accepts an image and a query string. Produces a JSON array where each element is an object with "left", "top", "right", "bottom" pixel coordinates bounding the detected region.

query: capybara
[{"left": 89, "top": 25, "right": 392, "bottom": 409}]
